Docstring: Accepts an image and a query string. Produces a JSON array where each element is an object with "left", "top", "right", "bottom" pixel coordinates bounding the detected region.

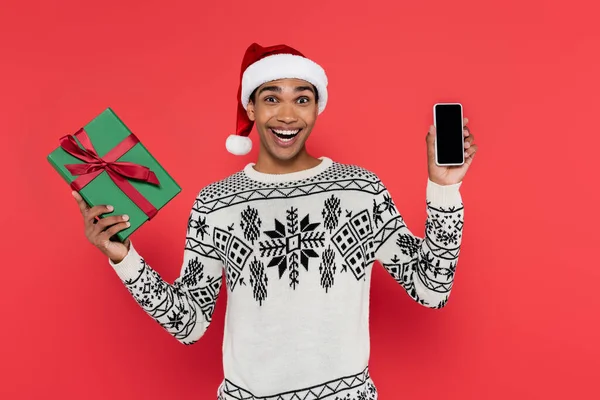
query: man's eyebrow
[
  {"left": 258, "top": 85, "right": 315, "bottom": 96},
  {"left": 294, "top": 86, "right": 315, "bottom": 94},
  {"left": 258, "top": 85, "right": 281, "bottom": 95}
]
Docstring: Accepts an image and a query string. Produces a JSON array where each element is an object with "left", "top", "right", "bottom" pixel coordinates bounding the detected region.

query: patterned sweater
[{"left": 109, "top": 156, "right": 465, "bottom": 400}]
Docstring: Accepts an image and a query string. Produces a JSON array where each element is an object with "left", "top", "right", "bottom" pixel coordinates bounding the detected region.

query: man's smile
[{"left": 269, "top": 127, "right": 302, "bottom": 146}]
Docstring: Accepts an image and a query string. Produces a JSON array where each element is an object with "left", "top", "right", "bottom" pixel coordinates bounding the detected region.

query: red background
[{"left": 1, "top": 0, "right": 598, "bottom": 398}]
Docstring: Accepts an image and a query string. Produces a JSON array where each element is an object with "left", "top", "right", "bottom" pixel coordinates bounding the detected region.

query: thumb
[
  {"left": 72, "top": 190, "right": 90, "bottom": 215},
  {"left": 426, "top": 125, "right": 436, "bottom": 160}
]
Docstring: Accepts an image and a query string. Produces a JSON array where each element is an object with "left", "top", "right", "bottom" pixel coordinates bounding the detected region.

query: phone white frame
[{"left": 433, "top": 102, "right": 464, "bottom": 167}]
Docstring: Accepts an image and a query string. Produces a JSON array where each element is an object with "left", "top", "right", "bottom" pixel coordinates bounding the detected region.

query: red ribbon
[{"left": 59, "top": 128, "right": 160, "bottom": 220}]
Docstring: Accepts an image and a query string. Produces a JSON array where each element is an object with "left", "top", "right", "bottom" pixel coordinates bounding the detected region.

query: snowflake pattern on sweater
[{"left": 109, "top": 157, "right": 465, "bottom": 399}]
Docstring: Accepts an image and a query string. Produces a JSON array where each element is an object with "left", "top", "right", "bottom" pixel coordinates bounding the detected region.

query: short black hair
[{"left": 249, "top": 83, "right": 319, "bottom": 104}]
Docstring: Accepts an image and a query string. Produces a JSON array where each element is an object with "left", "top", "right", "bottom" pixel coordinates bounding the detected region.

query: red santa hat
[{"left": 225, "top": 42, "right": 329, "bottom": 155}]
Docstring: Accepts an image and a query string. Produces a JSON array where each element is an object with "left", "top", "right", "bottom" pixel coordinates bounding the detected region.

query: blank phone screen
[{"left": 435, "top": 104, "right": 464, "bottom": 164}]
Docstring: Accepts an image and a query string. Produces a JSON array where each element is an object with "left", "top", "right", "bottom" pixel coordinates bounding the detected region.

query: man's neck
[{"left": 253, "top": 149, "right": 322, "bottom": 175}]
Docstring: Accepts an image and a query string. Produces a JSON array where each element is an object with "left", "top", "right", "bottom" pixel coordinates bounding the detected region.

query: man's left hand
[{"left": 426, "top": 117, "right": 478, "bottom": 185}]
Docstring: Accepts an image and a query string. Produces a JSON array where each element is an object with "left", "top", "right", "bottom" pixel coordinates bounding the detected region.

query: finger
[
  {"left": 87, "top": 204, "right": 114, "bottom": 221},
  {"left": 101, "top": 221, "right": 131, "bottom": 241},
  {"left": 465, "top": 151, "right": 475, "bottom": 165},
  {"left": 465, "top": 145, "right": 478, "bottom": 158},
  {"left": 464, "top": 133, "right": 475, "bottom": 146},
  {"left": 463, "top": 126, "right": 471, "bottom": 136},
  {"left": 72, "top": 191, "right": 90, "bottom": 215},
  {"left": 463, "top": 117, "right": 469, "bottom": 126},
  {"left": 95, "top": 214, "right": 129, "bottom": 231}
]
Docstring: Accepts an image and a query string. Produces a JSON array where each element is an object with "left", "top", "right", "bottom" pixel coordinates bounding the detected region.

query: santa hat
[{"left": 225, "top": 42, "right": 329, "bottom": 156}]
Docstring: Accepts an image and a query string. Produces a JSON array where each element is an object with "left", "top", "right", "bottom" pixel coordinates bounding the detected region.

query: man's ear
[{"left": 247, "top": 101, "right": 256, "bottom": 122}]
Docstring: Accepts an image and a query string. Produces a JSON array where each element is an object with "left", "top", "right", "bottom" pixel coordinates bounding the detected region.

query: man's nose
[{"left": 277, "top": 103, "right": 298, "bottom": 122}]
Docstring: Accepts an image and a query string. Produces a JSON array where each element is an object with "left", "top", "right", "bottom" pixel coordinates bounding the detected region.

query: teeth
[{"left": 272, "top": 129, "right": 299, "bottom": 137}]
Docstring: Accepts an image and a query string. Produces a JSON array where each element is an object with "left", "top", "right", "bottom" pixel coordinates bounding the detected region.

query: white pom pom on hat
[
  {"left": 225, "top": 134, "right": 253, "bottom": 156},
  {"left": 226, "top": 42, "right": 329, "bottom": 156}
]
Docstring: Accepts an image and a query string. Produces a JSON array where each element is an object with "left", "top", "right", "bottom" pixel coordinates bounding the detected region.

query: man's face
[{"left": 247, "top": 78, "right": 319, "bottom": 161}]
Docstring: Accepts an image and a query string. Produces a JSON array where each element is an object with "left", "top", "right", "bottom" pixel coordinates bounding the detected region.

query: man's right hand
[{"left": 72, "top": 190, "right": 131, "bottom": 264}]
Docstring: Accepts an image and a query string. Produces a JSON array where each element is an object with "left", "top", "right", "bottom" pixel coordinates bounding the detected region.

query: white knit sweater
[{"left": 109, "top": 157, "right": 464, "bottom": 400}]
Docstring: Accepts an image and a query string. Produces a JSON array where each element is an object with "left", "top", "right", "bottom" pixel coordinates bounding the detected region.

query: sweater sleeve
[
  {"left": 108, "top": 193, "right": 224, "bottom": 344},
  {"left": 373, "top": 178, "right": 464, "bottom": 309}
]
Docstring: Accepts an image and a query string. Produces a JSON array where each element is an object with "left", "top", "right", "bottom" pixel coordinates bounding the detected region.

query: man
[{"left": 72, "top": 43, "right": 478, "bottom": 399}]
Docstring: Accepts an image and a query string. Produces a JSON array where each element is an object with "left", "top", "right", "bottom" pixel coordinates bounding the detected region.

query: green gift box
[{"left": 47, "top": 108, "right": 182, "bottom": 241}]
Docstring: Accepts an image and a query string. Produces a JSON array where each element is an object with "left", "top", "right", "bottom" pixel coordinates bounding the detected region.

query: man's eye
[
  {"left": 298, "top": 97, "right": 310, "bottom": 104},
  {"left": 265, "top": 96, "right": 277, "bottom": 103}
]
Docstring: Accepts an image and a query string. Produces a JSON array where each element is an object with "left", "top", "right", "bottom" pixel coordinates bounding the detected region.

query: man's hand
[
  {"left": 426, "top": 117, "right": 478, "bottom": 185},
  {"left": 72, "top": 191, "right": 131, "bottom": 264}
]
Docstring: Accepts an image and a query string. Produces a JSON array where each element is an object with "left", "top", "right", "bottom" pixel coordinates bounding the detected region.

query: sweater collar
[{"left": 243, "top": 157, "right": 333, "bottom": 183}]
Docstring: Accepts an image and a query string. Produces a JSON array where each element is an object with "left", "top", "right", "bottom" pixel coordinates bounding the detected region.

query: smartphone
[{"left": 433, "top": 103, "right": 464, "bottom": 166}]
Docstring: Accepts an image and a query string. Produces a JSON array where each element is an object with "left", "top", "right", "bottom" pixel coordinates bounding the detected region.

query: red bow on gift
[{"left": 60, "top": 128, "right": 160, "bottom": 219}]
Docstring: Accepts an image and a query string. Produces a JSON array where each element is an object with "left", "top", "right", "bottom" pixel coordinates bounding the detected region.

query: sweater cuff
[
  {"left": 426, "top": 178, "right": 463, "bottom": 205},
  {"left": 108, "top": 242, "right": 144, "bottom": 283}
]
